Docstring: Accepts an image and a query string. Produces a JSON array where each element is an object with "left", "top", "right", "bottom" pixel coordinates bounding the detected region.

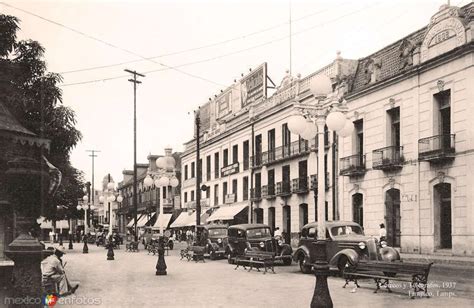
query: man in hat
[
  {"left": 379, "top": 223, "right": 387, "bottom": 242},
  {"left": 41, "top": 246, "right": 79, "bottom": 296}
]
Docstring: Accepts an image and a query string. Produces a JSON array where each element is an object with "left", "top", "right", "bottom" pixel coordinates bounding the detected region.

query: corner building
[{"left": 339, "top": 3, "right": 474, "bottom": 256}]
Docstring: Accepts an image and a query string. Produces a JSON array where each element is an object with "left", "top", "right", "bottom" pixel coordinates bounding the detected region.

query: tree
[{"left": 0, "top": 14, "right": 84, "bottom": 220}]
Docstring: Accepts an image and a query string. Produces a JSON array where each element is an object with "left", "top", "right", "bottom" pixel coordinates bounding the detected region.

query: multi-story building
[
  {"left": 339, "top": 3, "right": 474, "bottom": 256},
  {"left": 181, "top": 3, "right": 474, "bottom": 255},
  {"left": 181, "top": 59, "right": 358, "bottom": 246},
  {"left": 116, "top": 148, "right": 181, "bottom": 234}
]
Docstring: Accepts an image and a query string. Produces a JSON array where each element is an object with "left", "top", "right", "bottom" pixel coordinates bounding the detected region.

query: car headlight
[
  {"left": 358, "top": 242, "right": 366, "bottom": 250},
  {"left": 217, "top": 238, "right": 222, "bottom": 244},
  {"left": 380, "top": 241, "right": 387, "bottom": 248},
  {"left": 244, "top": 248, "right": 248, "bottom": 253},
  {"left": 278, "top": 240, "right": 283, "bottom": 246},
  {"left": 259, "top": 242, "right": 265, "bottom": 248}
]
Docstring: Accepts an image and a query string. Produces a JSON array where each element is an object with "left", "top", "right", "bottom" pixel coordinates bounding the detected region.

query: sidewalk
[{"left": 400, "top": 252, "right": 474, "bottom": 267}]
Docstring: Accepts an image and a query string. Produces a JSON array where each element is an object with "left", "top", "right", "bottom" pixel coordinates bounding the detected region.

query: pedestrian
[
  {"left": 41, "top": 246, "right": 79, "bottom": 297},
  {"left": 274, "top": 227, "right": 282, "bottom": 237},
  {"left": 379, "top": 223, "right": 387, "bottom": 242},
  {"left": 49, "top": 230, "right": 54, "bottom": 243}
]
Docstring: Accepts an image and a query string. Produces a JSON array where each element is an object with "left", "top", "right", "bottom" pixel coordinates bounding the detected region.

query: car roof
[
  {"left": 228, "top": 223, "right": 269, "bottom": 231},
  {"left": 302, "top": 221, "right": 362, "bottom": 229}
]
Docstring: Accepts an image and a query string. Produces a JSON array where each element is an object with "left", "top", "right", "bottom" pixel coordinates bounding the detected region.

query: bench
[
  {"left": 343, "top": 260, "right": 433, "bottom": 298},
  {"left": 181, "top": 246, "right": 205, "bottom": 263},
  {"left": 147, "top": 242, "right": 169, "bottom": 256},
  {"left": 234, "top": 250, "right": 275, "bottom": 274},
  {"left": 125, "top": 241, "right": 139, "bottom": 252}
]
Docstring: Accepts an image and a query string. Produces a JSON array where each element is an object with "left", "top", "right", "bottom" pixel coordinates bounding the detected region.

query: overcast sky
[{"left": 2, "top": 0, "right": 470, "bottom": 190}]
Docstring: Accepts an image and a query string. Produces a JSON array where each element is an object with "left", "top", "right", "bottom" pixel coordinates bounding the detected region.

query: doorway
[
  {"left": 283, "top": 205, "right": 291, "bottom": 244},
  {"left": 434, "top": 183, "right": 452, "bottom": 249},
  {"left": 254, "top": 208, "right": 263, "bottom": 224},
  {"left": 352, "top": 193, "right": 363, "bottom": 228},
  {"left": 299, "top": 203, "right": 308, "bottom": 230},
  {"left": 268, "top": 207, "right": 276, "bottom": 232},
  {"left": 385, "top": 189, "right": 401, "bottom": 247}
]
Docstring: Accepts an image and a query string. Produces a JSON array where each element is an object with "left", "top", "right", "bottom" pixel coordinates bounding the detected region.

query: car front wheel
[{"left": 299, "top": 258, "right": 312, "bottom": 274}]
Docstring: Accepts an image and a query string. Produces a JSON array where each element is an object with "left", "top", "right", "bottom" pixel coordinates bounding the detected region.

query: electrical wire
[{"left": 58, "top": 2, "right": 380, "bottom": 87}]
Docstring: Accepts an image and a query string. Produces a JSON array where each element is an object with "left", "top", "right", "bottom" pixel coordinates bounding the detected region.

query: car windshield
[
  {"left": 330, "top": 225, "right": 364, "bottom": 237},
  {"left": 208, "top": 228, "right": 227, "bottom": 236},
  {"left": 246, "top": 228, "right": 271, "bottom": 238}
]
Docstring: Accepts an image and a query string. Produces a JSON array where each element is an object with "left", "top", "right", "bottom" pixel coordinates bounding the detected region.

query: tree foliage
[{"left": 0, "top": 14, "right": 84, "bottom": 220}]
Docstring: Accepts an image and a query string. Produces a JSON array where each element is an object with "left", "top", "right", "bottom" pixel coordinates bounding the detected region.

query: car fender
[
  {"left": 380, "top": 247, "right": 400, "bottom": 261},
  {"left": 329, "top": 249, "right": 359, "bottom": 267},
  {"left": 279, "top": 244, "right": 292, "bottom": 256},
  {"left": 293, "top": 246, "right": 310, "bottom": 262}
]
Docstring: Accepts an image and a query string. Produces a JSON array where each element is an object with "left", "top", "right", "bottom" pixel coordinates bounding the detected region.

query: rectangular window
[
  {"left": 324, "top": 125, "right": 329, "bottom": 147},
  {"left": 206, "top": 155, "right": 211, "bottom": 181},
  {"left": 282, "top": 123, "right": 291, "bottom": 157},
  {"left": 232, "top": 144, "right": 238, "bottom": 164},
  {"left": 255, "top": 173, "right": 261, "bottom": 198},
  {"left": 223, "top": 149, "right": 229, "bottom": 167},
  {"left": 434, "top": 90, "right": 451, "bottom": 148},
  {"left": 232, "top": 179, "right": 238, "bottom": 201},
  {"left": 282, "top": 165, "right": 290, "bottom": 184},
  {"left": 184, "top": 192, "right": 188, "bottom": 203},
  {"left": 184, "top": 165, "right": 188, "bottom": 180},
  {"left": 268, "top": 129, "right": 275, "bottom": 161},
  {"left": 214, "top": 152, "right": 219, "bottom": 179},
  {"left": 298, "top": 160, "right": 308, "bottom": 179},
  {"left": 206, "top": 187, "right": 210, "bottom": 199},
  {"left": 243, "top": 176, "right": 249, "bottom": 201},
  {"left": 243, "top": 140, "right": 249, "bottom": 170},
  {"left": 354, "top": 120, "right": 364, "bottom": 157},
  {"left": 267, "top": 169, "right": 275, "bottom": 195},
  {"left": 214, "top": 184, "right": 219, "bottom": 206},
  {"left": 191, "top": 190, "right": 195, "bottom": 201},
  {"left": 388, "top": 107, "right": 400, "bottom": 147},
  {"left": 163, "top": 186, "right": 167, "bottom": 199},
  {"left": 255, "top": 134, "right": 262, "bottom": 165},
  {"left": 223, "top": 182, "right": 228, "bottom": 202},
  {"left": 191, "top": 162, "right": 195, "bottom": 178}
]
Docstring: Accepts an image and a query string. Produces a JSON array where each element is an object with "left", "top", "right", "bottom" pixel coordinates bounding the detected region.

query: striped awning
[
  {"left": 153, "top": 213, "right": 172, "bottom": 229},
  {"left": 207, "top": 204, "right": 248, "bottom": 222},
  {"left": 126, "top": 214, "right": 143, "bottom": 228},
  {"left": 170, "top": 212, "right": 193, "bottom": 228}
]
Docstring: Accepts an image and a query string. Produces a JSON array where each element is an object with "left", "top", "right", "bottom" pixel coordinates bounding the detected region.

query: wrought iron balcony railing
[
  {"left": 262, "top": 184, "right": 276, "bottom": 199},
  {"left": 276, "top": 181, "right": 292, "bottom": 196},
  {"left": 372, "top": 146, "right": 404, "bottom": 171},
  {"left": 292, "top": 177, "right": 309, "bottom": 194},
  {"left": 340, "top": 154, "right": 366, "bottom": 176},
  {"left": 418, "top": 134, "right": 455, "bottom": 163},
  {"left": 250, "top": 187, "right": 262, "bottom": 201}
]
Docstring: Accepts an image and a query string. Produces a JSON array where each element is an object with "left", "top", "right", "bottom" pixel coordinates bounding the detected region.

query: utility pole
[
  {"left": 86, "top": 149, "right": 100, "bottom": 228},
  {"left": 195, "top": 109, "right": 201, "bottom": 232},
  {"left": 125, "top": 69, "right": 145, "bottom": 242}
]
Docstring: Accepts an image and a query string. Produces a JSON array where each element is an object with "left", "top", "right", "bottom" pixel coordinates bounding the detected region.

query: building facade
[
  {"left": 339, "top": 3, "right": 474, "bottom": 256},
  {"left": 116, "top": 148, "right": 181, "bottom": 234}
]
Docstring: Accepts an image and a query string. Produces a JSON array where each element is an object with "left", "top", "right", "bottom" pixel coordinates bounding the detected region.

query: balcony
[
  {"left": 276, "top": 181, "right": 291, "bottom": 196},
  {"left": 373, "top": 146, "right": 404, "bottom": 171},
  {"left": 418, "top": 134, "right": 455, "bottom": 163},
  {"left": 262, "top": 184, "right": 276, "bottom": 199},
  {"left": 340, "top": 154, "right": 366, "bottom": 177},
  {"left": 292, "top": 177, "right": 309, "bottom": 194},
  {"left": 309, "top": 173, "right": 329, "bottom": 191},
  {"left": 250, "top": 187, "right": 261, "bottom": 201}
]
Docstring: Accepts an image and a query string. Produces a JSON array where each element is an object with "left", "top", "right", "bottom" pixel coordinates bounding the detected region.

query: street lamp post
[
  {"left": 106, "top": 175, "right": 116, "bottom": 261},
  {"left": 144, "top": 149, "right": 179, "bottom": 276},
  {"left": 287, "top": 75, "right": 352, "bottom": 308}
]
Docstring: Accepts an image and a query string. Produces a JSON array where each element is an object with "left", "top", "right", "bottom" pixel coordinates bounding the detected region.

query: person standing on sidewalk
[{"left": 379, "top": 223, "right": 387, "bottom": 242}]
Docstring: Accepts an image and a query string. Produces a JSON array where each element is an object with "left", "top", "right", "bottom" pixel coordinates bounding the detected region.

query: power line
[
  {"left": 59, "top": 2, "right": 381, "bottom": 87},
  {"left": 1, "top": 1, "right": 227, "bottom": 87},
  {"left": 57, "top": 3, "right": 346, "bottom": 75}
]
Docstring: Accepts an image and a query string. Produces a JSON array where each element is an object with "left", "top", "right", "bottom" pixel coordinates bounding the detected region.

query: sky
[{"left": 2, "top": 0, "right": 470, "bottom": 190}]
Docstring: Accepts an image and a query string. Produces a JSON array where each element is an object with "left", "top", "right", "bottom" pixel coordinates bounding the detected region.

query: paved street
[{"left": 49, "top": 242, "right": 473, "bottom": 308}]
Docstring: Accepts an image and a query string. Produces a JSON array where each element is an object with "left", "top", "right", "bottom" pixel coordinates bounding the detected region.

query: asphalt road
[{"left": 46, "top": 242, "right": 473, "bottom": 308}]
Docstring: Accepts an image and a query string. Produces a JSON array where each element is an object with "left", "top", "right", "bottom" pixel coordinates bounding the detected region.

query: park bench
[
  {"left": 180, "top": 245, "right": 205, "bottom": 263},
  {"left": 343, "top": 260, "right": 433, "bottom": 298},
  {"left": 147, "top": 241, "right": 169, "bottom": 256},
  {"left": 125, "top": 241, "right": 139, "bottom": 252},
  {"left": 234, "top": 250, "right": 276, "bottom": 274}
]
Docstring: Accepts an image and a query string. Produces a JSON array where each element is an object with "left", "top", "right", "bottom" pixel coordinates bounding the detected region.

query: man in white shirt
[
  {"left": 379, "top": 223, "right": 387, "bottom": 242},
  {"left": 41, "top": 246, "right": 79, "bottom": 296},
  {"left": 274, "top": 227, "right": 282, "bottom": 237}
]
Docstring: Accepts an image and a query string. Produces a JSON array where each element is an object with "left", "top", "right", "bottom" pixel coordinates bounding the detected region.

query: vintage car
[
  {"left": 293, "top": 221, "right": 400, "bottom": 274},
  {"left": 144, "top": 227, "right": 174, "bottom": 250},
  {"left": 225, "top": 223, "right": 293, "bottom": 265},
  {"left": 200, "top": 224, "right": 228, "bottom": 260}
]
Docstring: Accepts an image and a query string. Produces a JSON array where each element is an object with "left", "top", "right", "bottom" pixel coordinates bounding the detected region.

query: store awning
[
  {"left": 153, "top": 213, "right": 172, "bottom": 229},
  {"left": 182, "top": 211, "right": 209, "bottom": 227},
  {"left": 207, "top": 204, "right": 248, "bottom": 222},
  {"left": 170, "top": 212, "right": 193, "bottom": 228},
  {"left": 37, "top": 217, "right": 69, "bottom": 229},
  {"left": 137, "top": 214, "right": 150, "bottom": 227},
  {"left": 126, "top": 214, "right": 143, "bottom": 228}
]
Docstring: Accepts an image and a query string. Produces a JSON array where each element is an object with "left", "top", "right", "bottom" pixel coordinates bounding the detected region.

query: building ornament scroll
[
  {"left": 438, "top": 171, "right": 446, "bottom": 183},
  {"left": 388, "top": 177, "right": 396, "bottom": 189},
  {"left": 437, "top": 80, "right": 445, "bottom": 92},
  {"left": 420, "top": 9, "right": 467, "bottom": 63},
  {"left": 399, "top": 39, "right": 416, "bottom": 69}
]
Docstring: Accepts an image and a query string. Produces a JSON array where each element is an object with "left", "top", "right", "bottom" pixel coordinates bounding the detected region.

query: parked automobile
[
  {"left": 148, "top": 227, "right": 174, "bottom": 250},
  {"left": 293, "top": 221, "right": 400, "bottom": 274},
  {"left": 225, "top": 223, "right": 293, "bottom": 265},
  {"left": 195, "top": 225, "right": 228, "bottom": 260}
]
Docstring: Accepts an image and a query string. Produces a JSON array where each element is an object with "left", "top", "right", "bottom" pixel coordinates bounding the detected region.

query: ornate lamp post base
[
  {"left": 156, "top": 237, "right": 167, "bottom": 275},
  {"left": 310, "top": 240, "right": 333, "bottom": 308},
  {"left": 107, "top": 243, "right": 114, "bottom": 260},
  {"left": 83, "top": 236, "right": 89, "bottom": 254}
]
